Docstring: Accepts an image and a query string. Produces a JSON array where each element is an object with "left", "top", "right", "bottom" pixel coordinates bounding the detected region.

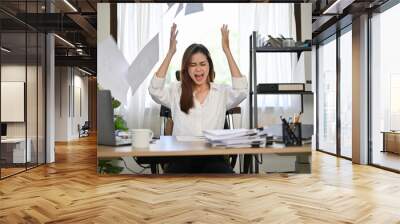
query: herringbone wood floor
[{"left": 1, "top": 135, "right": 400, "bottom": 224}]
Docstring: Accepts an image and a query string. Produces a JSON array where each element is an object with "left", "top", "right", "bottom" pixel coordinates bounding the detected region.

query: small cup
[{"left": 131, "top": 129, "right": 153, "bottom": 149}]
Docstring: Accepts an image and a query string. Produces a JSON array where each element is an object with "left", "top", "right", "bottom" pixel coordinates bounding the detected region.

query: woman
[{"left": 148, "top": 24, "right": 248, "bottom": 173}]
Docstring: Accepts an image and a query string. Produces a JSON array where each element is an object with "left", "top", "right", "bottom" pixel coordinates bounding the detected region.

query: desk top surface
[
  {"left": 381, "top": 131, "right": 400, "bottom": 134},
  {"left": 97, "top": 136, "right": 311, "bottom": 158},
  {"left": 1, "top": 138, "right": 27, "bottom": 143}
]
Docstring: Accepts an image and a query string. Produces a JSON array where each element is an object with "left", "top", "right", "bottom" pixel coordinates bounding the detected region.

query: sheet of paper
[
  {"left": 167, "top": 3, "right": 175, "bottom": 11},
  {"left": 98, "top": 36, "right": 129, "bottom": 105},
  {"left": 176, "top": 136, "right": 206, "bottom": 142},
  {"left": 175, "top": 3, "right": 184, "bottom": 17},
  {"left": 126, "top": 34, "right": 159, "bottom": 96},
  {"left": 185, "top": 3, "right": 203, "bottom": 15}
]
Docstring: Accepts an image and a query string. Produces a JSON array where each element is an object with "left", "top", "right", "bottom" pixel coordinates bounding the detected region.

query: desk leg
[
  {"left": 150, "top": 163, "right": 158, "bottom": 174},
  {"left": 243, "top": 155, "right": 253, "bottom": 174},
  {"left": 295, "top": 154, "right": 311, "bottom": 173},
  {"left": 382, "top": 133, "right": 386, "bottom": 152},
  {"left": 254, "top": 155, "right": 259, "bottom": 174}
]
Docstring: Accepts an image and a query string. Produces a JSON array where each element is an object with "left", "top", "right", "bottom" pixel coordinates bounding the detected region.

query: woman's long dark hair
[{"left": 180, "top": 43, "right": 215, "bottom": 114}]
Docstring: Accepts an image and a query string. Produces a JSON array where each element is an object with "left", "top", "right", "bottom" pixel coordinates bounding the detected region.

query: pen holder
[{"left": 282, "top": 122, "right": 302, "bottom": 146}]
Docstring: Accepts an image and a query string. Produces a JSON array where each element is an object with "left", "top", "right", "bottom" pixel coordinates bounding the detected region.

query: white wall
[
  {"left": 55, "top": 67, "right": 89, "bottom": 141},
  {"left": 55, "top": 67, "right": 68, "bottom": 141},
  {"left": 1, "top": 64, "right": 46, "bottom": 163},
  {"left": 1, "top": 65, "right": 32, "bottom": 137}
]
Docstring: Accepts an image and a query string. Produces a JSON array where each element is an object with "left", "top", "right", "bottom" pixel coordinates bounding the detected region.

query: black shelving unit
[
  {"left": 255, "top": 46, "right": 312, "bottom": 53},
  {"left": 249, "top": 31, "right": 312, "bottom": 128}
]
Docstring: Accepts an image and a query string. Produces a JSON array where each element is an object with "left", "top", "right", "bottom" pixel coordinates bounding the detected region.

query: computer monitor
[
  {"left": 1, "top": 123, "right": 7, "bottom": 137},
  {"left": 97, "top": 90, "right": 132, "bottom": 146},
  {"left": 97, "top": 90, "right": 116, "bottom": 145}
]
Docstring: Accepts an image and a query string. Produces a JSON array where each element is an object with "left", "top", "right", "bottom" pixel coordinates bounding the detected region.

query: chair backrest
[
  {"left": 160, "top": 105, "right": 172, "bottom": 118},
  {"left": 82, "top": 121, "right": 90, "bottom": 129},
  {"left": 160, "top": 106, "right": 173, "bottom": 135},
  {"left": 225, "top": 107, "right": 242, "bottom": 129},
  {"left": 160, "top": 106, "right": 242, "bottom": 135}
]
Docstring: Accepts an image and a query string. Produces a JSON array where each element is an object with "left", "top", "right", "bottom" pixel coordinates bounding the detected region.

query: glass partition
[
  {"left": 38, "top": 32, "right": 45, "bottom": 165},
  {"left": 1, "top": 30, "right": 28, "bottom": 177},
  {"left": 27, "top": 30, "right": 38, "bottom": 169},
  {"left": 0, "top": 1, "right": 46, "bottom": 179}
]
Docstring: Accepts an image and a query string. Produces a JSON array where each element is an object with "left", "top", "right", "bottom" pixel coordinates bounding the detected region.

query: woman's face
[{"left": 188, "top": 52, "right": 210, "bottom": 86}]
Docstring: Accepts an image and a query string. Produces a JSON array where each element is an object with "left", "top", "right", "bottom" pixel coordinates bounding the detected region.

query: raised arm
[
  {"left": 221, "top": 25, "right": 248, "bottom": 109},
  {"left": 221, "top": 24, "right": 242, "bottom": 78},
  {"left": 155, "top": 23, "right": 178, "bottom": 78},
  {"left": 149, "top": 23, "right": 178, "bottom": 108}
]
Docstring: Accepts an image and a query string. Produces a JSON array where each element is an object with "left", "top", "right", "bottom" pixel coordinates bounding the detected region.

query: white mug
[{"left": 131, "top": 129, "right": 153, "bottom": 149}]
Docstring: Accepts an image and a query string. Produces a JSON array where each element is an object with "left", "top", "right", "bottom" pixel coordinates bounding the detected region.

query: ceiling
[
  {"left": 310, "top": 0, "right": 390, "bottom": 40},
  {"left": 0, "top": 0, "right": 98, "bottom": 75}
]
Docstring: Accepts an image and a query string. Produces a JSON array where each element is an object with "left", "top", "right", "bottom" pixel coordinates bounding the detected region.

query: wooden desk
[
  {"left": 1, "top": 138, "right": 32, "bottom": 165},
  {"left": 97, "top": 136, "right": 312, "bottom": 173},
  {"left": 382, "top": 131, "right": 400, "bottom": 154}
]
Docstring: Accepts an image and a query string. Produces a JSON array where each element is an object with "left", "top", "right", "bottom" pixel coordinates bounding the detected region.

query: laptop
[{"left": 97, "top": 90, "right": 131, "bottom": 146}]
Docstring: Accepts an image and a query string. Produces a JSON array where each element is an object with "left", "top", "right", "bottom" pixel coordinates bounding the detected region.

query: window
[
  {"left": 339, "top": 28, "right": 352, "bottom": 158},
  {"left": 318, "top": 36, "right": 337, "bottom": 154},
  {"left": 371, "top": 3, "right": 400, "bottom": 171}
]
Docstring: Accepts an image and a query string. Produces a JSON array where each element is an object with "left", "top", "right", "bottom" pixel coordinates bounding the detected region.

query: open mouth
[{"left": 194, "top": 74, "right": 204, "bottom": 82}]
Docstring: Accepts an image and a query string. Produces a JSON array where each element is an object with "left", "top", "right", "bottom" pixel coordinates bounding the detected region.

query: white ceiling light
[
  {"left": 1, "top": 47, "right": 11, "bottom": 53},
  {"left": 54, "top": 34, "right": 75, "bottom": 48},
  {"left": 323, "top": 0, "right": 354, "bottom": 15},
  {"left": 78, "top": 67, "right": 92, "bottom": 76},
  {"left": 63, "top": 0, "right": 78, "bottom": 12}
]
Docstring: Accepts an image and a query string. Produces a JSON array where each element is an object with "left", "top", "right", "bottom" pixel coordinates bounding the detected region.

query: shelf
[
  {"left": 255, "top": 46, "right": 311, "bottom": 53},
  {"left": 249, "top": 31, "right": 312, "bottom": 128},
  {"left": 254, "top": 90, "right": 313, "bottom": 95}
]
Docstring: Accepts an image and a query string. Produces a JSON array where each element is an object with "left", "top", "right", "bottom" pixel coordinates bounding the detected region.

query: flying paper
[
  {"left": 185, "top": 3, "right": 203, "bottom": 15},
  {"left": 126, "top": 34, "right": 160, "bottom": 96},
  {"left": 175, "top": 3, "right": 184, "bottom": 17},
  {"left": 98, "top": 36, "right": 129, "bottom": 104}
]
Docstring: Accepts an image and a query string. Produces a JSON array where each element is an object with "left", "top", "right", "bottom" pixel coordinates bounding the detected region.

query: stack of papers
[
  {"left": 203, "top": 129, "right": 267, "bottom": 148},
  {"left": 176, "top": 136, "right": 206, "bottom": 142}
]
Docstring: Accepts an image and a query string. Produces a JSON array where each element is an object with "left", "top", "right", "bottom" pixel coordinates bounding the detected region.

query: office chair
[
  {"left": 135, "top": 71, "right": 181, "bottom": 173},
  {"left": 224, "top": 107, "right": 242, "bottom": 169},
  {"left": 160, "top": 105, "right": 173, "bottom": 136},
  {"left": 78, "top": 121, "right": 90, "bottom": 138}
]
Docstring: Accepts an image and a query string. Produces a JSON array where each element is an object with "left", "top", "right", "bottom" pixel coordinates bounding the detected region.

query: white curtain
[
  {"left": 117, "top": 3, "right": 299, "bottom": 133},
  {"left": 118, "top": 4, "right": 166, "bottom": 137}
]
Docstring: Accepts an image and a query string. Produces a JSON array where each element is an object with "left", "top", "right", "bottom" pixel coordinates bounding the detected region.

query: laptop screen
[{"left": 1, "top": 123, "right": 7, "bottom": 137}]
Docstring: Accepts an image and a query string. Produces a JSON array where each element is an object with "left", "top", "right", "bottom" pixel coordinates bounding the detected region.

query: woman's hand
[
  {"left": 221, "top": 24, "right": 230, "bottom": 54},
  {"left": 221, "top": 24, "right": 242, "bottom": 78},
  {"left": 168, "top": 23, "right": 178, "bottom": 55}
]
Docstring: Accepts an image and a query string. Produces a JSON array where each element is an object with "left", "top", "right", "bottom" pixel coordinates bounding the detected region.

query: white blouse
[{"left": 148, "top": 75, "right": 248, "bottom": 136}]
